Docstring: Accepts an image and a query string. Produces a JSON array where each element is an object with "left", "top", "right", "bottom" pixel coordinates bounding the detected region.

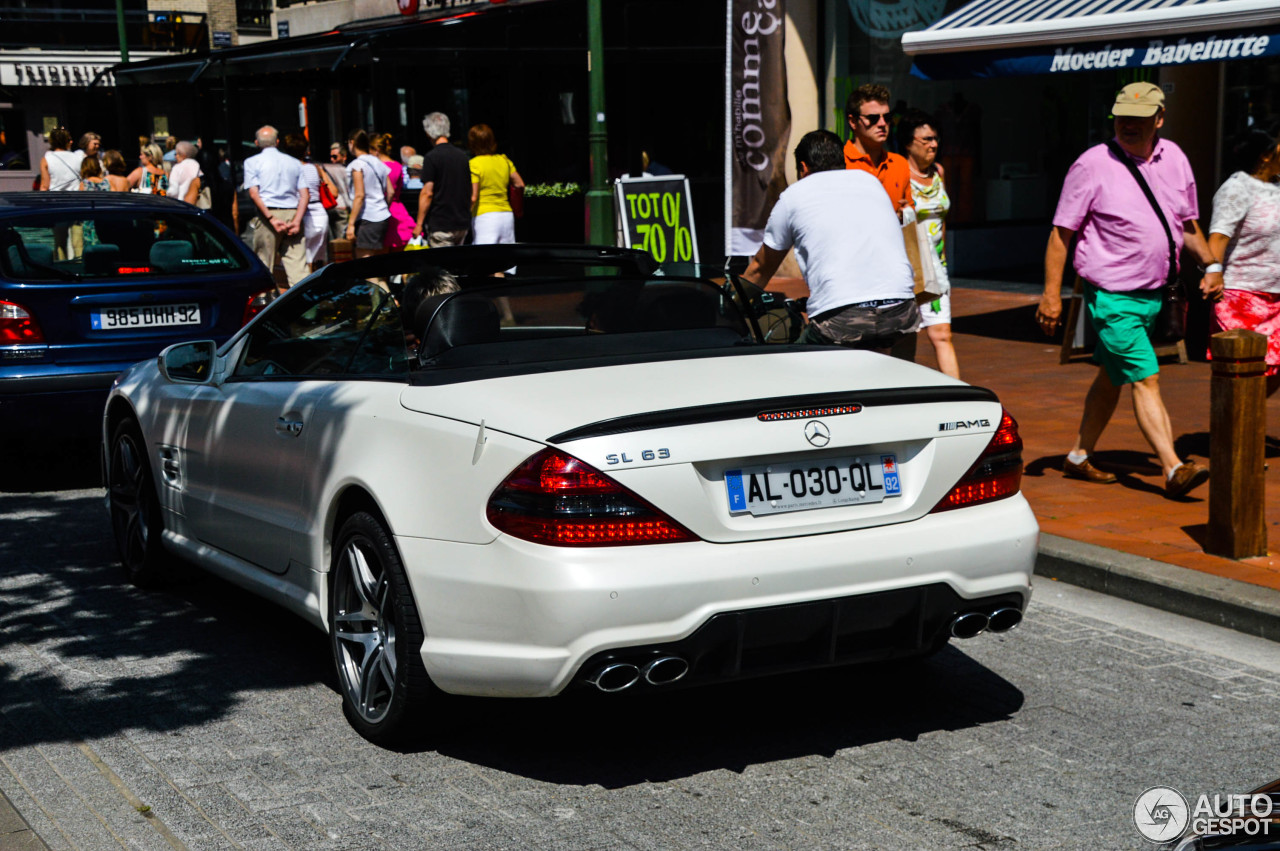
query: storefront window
[
  {"left": 0, "top": 110, "right": 29, "bottom": 171},
  {"left": 236, "top": 0, "right": 270, "bottom": 33}
]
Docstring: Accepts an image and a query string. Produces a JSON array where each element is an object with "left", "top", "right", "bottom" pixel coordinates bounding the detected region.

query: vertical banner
[{"left": 726, "top": 0, "right": 789, "bottom": 257}]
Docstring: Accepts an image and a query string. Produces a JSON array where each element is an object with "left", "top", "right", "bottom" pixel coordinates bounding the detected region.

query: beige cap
[{"left": 1113, "top": 82, "right": 1165, "bottom": 117}]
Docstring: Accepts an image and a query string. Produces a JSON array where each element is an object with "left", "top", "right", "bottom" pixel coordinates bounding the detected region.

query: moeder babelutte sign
[
  {"left": 615, "top": 175, "right": 700, "bottom": 265},
  {"left": 911, "top": 24, "right": 1280, "bottom": 79}
]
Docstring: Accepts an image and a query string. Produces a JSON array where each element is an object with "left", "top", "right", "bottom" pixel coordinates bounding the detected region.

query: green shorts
[{"left": 1085, "top": 285, "right": 1162, "bottom": 385}]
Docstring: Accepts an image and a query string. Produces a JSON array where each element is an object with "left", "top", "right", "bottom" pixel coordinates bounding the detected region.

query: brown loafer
[
  {"left": 1063, "top": 457, "right": 1117, "bottom": 484},
  {"left": 1165, "top": 461, "right": 1209, "bottom": 498}
]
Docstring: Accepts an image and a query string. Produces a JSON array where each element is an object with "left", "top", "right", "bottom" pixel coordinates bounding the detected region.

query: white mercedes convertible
[{"left": 103, "top": 245, "right": 1037, "bottom": 744}]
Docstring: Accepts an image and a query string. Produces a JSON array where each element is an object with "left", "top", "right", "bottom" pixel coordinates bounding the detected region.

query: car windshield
[
  {"left": 400, "top": 270, "right": 754, "bottom": 372},
  {"left": 0, "top": 211, "right": 247, "bottom": 281}
]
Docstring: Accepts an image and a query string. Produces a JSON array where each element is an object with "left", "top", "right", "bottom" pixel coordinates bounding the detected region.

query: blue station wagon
[{"left": 0, "top": 192, "right": 274, "bottom": 438}]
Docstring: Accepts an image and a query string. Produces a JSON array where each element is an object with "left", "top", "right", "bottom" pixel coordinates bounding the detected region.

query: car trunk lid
[{"left": 401, "top": 349, "right": 1009, "bottom": 542}]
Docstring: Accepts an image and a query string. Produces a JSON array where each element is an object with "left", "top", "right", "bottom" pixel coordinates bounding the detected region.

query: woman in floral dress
[
  {"left": 900, "top": 110, "right": 959, "bottom": 379},
  {"left": 1208, "top": 128, "right": 1280, "bottom": 394}
]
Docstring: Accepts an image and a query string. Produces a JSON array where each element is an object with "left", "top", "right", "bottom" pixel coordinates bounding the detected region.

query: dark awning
[
  {"left": 114, "top": 0, "right": 555, "bottom": 85},
  {"left": 903, "top": 0, "right": 1280, "bottom": 79}
]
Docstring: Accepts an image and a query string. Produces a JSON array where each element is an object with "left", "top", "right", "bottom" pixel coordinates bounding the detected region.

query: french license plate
[
  {"left": 725, "top": 454, "right": 901, "bottom": 516},
  {"left": 91, "top": 304, "right": 201, "bottom": 330}
]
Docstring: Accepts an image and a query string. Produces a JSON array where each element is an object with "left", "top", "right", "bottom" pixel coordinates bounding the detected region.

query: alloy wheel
[
  {"left": 332, "top": 538, "right": 398, "bottom": 725},
  {"left": 109, "top": 429, "right": 152, "bottom": 570}
]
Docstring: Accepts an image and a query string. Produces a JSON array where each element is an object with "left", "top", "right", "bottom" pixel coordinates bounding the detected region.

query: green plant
[{"left": 523, "top": 182, "right": 582, "bottom": 198}]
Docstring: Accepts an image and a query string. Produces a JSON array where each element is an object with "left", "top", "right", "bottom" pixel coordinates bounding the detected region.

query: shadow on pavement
[
  {"left": 0, "top": 489, "right": 331, "bottom": 750},
  {"left": 427, "top": 646, "right": 1023, "bottom": 788},
  {"left": 952, "top": 303, "right": 1046, "bottom": 344},
  {"left": 0, "top": 431, "right": 102, "bottom": 493}
]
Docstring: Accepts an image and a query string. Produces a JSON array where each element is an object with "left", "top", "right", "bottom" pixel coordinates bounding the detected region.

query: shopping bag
[
  {"left": 902, "top": 221, "right": 945, "bottom": 304},
  {"left": 404, "top": 235, "right": 429, "bottom": 251}
]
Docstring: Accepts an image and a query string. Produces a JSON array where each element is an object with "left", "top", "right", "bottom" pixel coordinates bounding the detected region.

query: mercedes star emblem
[{"left": 804, "top": 420, "right": 831, "bottom": 447}]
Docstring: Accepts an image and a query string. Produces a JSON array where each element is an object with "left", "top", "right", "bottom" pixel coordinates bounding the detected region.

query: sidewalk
[
  {"left": 763, "top": 276, "right": 1280, "bottom": 640},
  {"left": 931, "top": 283, "right": 1280, "bottom": 639}
]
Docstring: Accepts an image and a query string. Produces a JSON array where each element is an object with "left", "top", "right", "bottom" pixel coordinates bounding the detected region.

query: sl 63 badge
[{"left": 605, "top": 448, "right": 671, "bottom": 465}]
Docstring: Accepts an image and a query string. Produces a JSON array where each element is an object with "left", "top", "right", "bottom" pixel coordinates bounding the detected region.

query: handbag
[
  {"left": 1103, "top": 139, "right": 1186, "bottom": 342},
  {"left": 315, "top": 165, "right": 338, "bottom": 210}
]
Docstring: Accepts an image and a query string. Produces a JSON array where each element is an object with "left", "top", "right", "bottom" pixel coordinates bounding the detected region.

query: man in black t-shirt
[{"left": 413, "top": 112, "right": 472, "bottom": 247}]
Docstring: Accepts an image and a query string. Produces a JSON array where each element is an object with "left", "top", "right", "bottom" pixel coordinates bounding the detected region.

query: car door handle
[{"left": 276, "top": 417, "right": 304, "bottom": 437}]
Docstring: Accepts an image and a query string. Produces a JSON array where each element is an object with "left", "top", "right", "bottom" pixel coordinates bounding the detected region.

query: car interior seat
[
  {"left": 635, "top": 285, "right": 716, "bottom": 331},
  {"left": 417, "top": 293, "right": 501, "bottom": 360},
  {"left": 82, "top": 244, "right": 121, "bottom": 275},
  {"left": 150, "top": 241, "right": 195, "bottom": 273},
  {"left": 6, "top": 243, "right": 55, "bottom": 275}
]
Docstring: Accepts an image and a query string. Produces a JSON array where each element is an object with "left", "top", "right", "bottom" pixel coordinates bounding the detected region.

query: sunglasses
[{"left": 860, "top": 111, "right": 890, "bottom": 126}]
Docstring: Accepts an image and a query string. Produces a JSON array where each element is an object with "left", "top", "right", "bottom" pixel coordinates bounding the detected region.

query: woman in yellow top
[{"left": 468, "top": 124, "right": 524, "bottom": 251}]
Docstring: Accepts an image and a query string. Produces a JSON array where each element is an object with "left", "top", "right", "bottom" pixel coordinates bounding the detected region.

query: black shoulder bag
[{"left": 1104, "top": 139, "right": 1187, "bottom": 342}]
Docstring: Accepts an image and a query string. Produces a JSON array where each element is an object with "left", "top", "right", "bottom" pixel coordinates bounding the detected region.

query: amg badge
[{"left": 939, "top": 419, "right": 991, "bottom": 432}]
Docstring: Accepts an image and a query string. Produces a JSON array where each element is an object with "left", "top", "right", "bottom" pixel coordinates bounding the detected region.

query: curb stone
[
  {"left": 1035, "top": 532, "right": 1280, "bottom": 642},
  {"left": 0, "top": 787, "right": 49, "bottom": 851}
]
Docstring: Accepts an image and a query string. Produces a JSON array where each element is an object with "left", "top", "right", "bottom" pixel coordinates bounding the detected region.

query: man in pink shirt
[{"left": 1036, "top": 82, "right": 1223, "bottom": 498}]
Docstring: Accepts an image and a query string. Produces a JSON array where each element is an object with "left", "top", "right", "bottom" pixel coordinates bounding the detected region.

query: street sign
[
  {"left": 277, "top": 20, "right": 290, "bottom": 38},
  {"left": 614, "top": 175, "right": 699, "bottom": 265}
]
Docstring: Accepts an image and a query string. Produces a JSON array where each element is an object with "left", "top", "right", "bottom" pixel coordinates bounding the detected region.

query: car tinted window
[
  {"left": 235, "top": 278, "right": 409, "bottom": 379},
  {"left": 0, "top": 211, "right": 247, "bottom": 280},
  {"left": 405, "top": 274, "right": 752, "bottom": 370}
]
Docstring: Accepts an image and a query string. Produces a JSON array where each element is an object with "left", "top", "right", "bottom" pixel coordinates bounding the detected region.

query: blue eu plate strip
[{"left": 724, "top": 470, "right": 746, "bottom": 512}]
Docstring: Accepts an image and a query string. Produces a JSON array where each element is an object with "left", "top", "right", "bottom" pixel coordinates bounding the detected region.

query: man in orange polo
[{"left": 844, "top": 84, "right": 914, "bottom": 221}]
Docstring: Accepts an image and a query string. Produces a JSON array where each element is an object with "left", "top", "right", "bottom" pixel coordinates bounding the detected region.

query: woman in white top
[
  {"left": 900, "top": 110, "right": 959, "bottom": 379},
  {"left": 282, "top": 133, "right": 331, "bottom": 271},
  {"left": 344, "top": 129, "right": 391, "bottom": 259},
  {"left": 1208, "top": 128, "right": 1280, "bottom": 395},
  {"left": 40, "top": 127, "right": 85, "bottom": 192}
]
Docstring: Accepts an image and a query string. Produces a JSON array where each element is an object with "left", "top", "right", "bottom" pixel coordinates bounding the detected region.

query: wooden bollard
[{"left": 1207, "top": 329, "right": 1268, "bottom": 558}]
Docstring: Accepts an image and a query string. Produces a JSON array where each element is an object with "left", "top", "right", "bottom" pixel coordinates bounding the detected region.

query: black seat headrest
[{"left": 419, "top": 294, "right": 501, "bottom": 358}]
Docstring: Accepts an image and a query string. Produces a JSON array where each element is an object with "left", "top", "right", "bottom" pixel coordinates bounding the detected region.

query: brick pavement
[
  {"left": 762, "top": 277, "right": 1280, "bottom": 595},
  {"left": 926, "top": 285, "right": 1280, "bottom": 594}
]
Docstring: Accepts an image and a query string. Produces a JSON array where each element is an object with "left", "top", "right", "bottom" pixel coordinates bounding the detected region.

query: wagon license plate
[
  {"left": 725, "top": 454, "right": 901, "bottom": 516},
  {"left": 91, "top": 304, "right": 201, "bottom": 330}
]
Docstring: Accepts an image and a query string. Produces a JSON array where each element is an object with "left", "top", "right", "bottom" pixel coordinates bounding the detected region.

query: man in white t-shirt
[
  {"left": 168, "top": 142, "right": 202, "bottom": 206},
  {"left": 742, "top": 129, "right": 918, "bottom": 358},
  {"left": 242, "top": 125, "right": 309, "bottom": 289}
]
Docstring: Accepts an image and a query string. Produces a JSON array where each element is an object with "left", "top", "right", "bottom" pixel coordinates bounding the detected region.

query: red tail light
[
  {"left": 487, "top": 447, "right": 698, "bottom": 546},
  {"left": 932, "top": 409, "right": 1023, "bottom": 512},
  {"left": 0, "top": 300, "right": 44, "bottom": 344},
  {"left": 242, "top": 289, "right": 275, "bottom": 326}
]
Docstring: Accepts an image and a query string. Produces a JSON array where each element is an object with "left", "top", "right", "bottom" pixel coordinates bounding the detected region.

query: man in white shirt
[
  {"left": 741, "top": 129, "right": 919, "bottom": 358},
  {"left": 242, "top": 125, "right": 309, "bottom": 289},
  {"left": 168, "top": 142, "right": 202, "bottom": 206}
]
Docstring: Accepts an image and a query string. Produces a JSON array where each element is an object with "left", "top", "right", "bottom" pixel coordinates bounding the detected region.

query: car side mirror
[{"left": 158, "top": 340, "right": 217, "bottom": 384}]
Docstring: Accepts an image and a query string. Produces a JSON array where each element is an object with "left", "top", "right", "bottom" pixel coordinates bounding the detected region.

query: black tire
[
  {"left": 329, "top": 511, "right": 434, "bottom": 746},
  {"left": 107, "top": 418, "right": 169, "bottom": 587}
]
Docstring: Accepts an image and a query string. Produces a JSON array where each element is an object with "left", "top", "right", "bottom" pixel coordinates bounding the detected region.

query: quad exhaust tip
[
  {"left": 950, "top": 612, "right": 989, "bottom": 639},
  {"left": 642, "top": 656, "right": 689, "bottom": 686},
  {"left": 590, "top": 657, "right": 690, "bottom": 692},
  {"left": 590, "top": 663, "right": 639, "bottom": 693},
  {"left": 987, "top": 607, "right": 1023, "bottom": 633}
]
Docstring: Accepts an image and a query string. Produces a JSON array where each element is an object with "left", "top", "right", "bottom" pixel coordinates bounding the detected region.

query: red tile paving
[
  {"left": 762, "top": 279, "right": 1280, "bottom": 594},
  {"left": 924, "top": 286, "right": 1280, "bottom": 594}
]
